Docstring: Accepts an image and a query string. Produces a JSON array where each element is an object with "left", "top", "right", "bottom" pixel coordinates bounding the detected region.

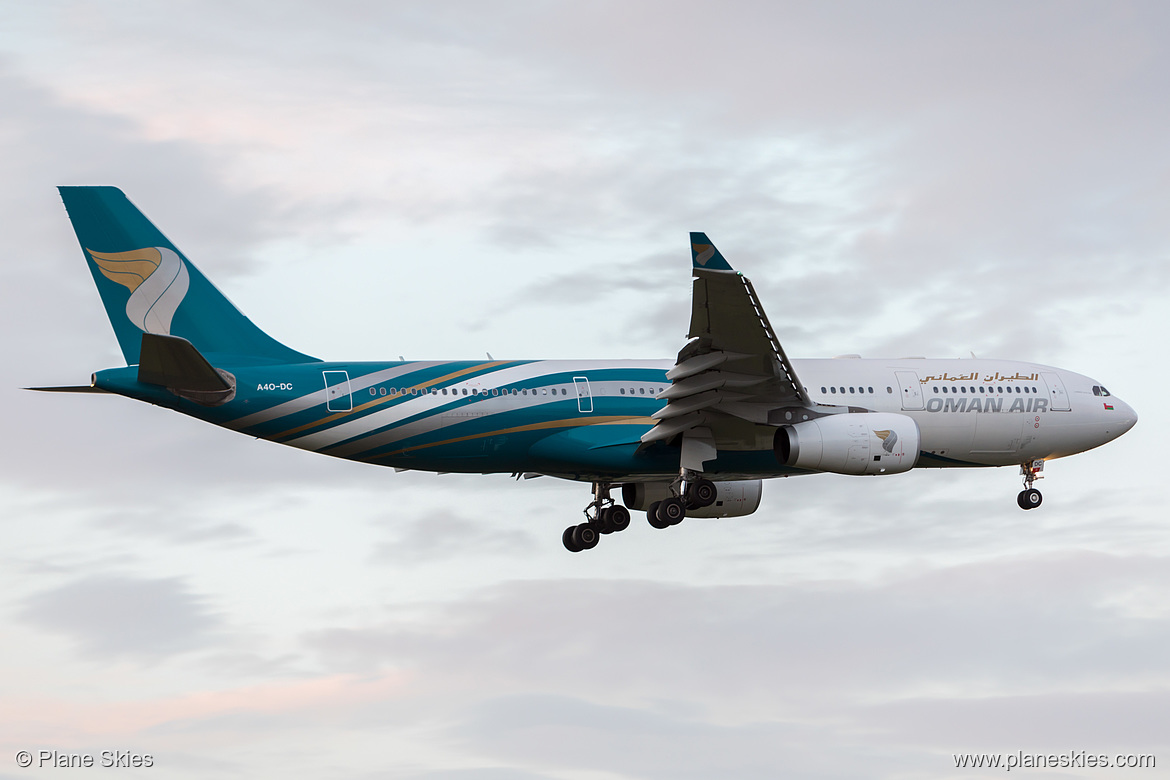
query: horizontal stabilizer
[
  {"left": 138, "top": 333, "right": 236, "bottom": 405},
  {"left": 139, "top": 333, "right": 230, "bottom": 391},
  {"left": 25, "top": 385, "right": 110, "bottom": 393}
]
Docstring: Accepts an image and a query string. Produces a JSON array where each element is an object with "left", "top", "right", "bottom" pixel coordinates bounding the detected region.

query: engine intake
[{"left": 775, "top": 412, "right": 920, "bottom": 475}]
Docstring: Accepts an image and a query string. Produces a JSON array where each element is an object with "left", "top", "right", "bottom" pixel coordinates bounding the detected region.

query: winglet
[{"left": 689, "top": 232, "right": 734, "bottom": 271}]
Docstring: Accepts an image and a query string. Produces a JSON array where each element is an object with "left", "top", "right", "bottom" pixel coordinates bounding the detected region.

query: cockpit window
[
  {"left": 1092, "top": 386, "right": 1100, "bottom": 396},
  {"left": 1099, "top": 386, "right": 1111, "bottom": 397}
]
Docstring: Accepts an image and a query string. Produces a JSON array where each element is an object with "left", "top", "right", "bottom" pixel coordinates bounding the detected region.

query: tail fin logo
[
  {"left": 692, "top": 243, "right": 715, "bottom": 266},
  {"left": 86, "top": 247, "right": 190, "bottom": 335}
]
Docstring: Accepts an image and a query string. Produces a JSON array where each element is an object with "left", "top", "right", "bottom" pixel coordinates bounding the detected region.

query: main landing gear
[
  {"left": 648, "top": 472, "right": 717, "bottom": 530},
  {"left": 1017, "top": 459, "right": 1044, "bottom": 510},
  {"left": 562, "top": 482, "right": 632, "bottom": 552},
  {"left": 561, "top": 474, "right": 719, "bottom": 551}
]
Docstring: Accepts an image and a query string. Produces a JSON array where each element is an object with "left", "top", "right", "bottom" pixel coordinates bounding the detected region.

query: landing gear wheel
[
  {"left": 647, "top": 500, "right": 670, "bottom": 529},
  {"left": 563, "top": 526, "right": 583, "bottom": 552},
  {"left": 685, "top": 479, "right": 717, "bottom": 509},
  {"left": 572, "top": 523, "right": 599, "bottom": 550},
  {"left": 1017, "top": 488, "right": 1042, "bottom": 510},
  {"left": 658, "top": 496, "right": 686, "bottom": 526},
  {"left": 596, "top": 507, "right": 615, "bottom": 534},
  {"left": 607, "top": 505, "right": 631, "bottom": 533}
]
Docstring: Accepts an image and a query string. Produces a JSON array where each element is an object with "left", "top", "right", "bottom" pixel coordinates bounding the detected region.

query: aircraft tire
[
  {"left": 608, "top": 505, "right": 631, "bottom": 533},
  {"left": 573, "top": 523, "right": 600, "bottom": 550},
  {"left": 647, "top": 501, "right": 670, "bottom": 529},
  {"left": 686, "top": 479, "right": 717, "bottom": 509},
  {"left": 659, "top": 496, "right": 687, "bottom": 526},
  {"left": 1018, "top": 488, "right": 1043, "bottom": 510},
  {"left": 563, "top": 526, "right": 583, "bottom": 552},
  {"left": 596, "top": 507, "right": 615, "bottom": 534}
]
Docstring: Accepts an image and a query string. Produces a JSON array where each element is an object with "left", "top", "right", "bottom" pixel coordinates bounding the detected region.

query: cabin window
[
  {"left": 942, "top": 386, "right": 948, "bottom": 394},
  {"left": 849, "top": 387, "right": 855, "bottom": 394},
  {"left": 933, "top": 387, "right": 939, "bottom": 394},
  {"left": 868, "top": 387, "right": 874, "bottom": 393},
  {"left": 639, "top": 388, "right": 646, "bottom": 395},
  {"left": 887, "top": 386, "right": 893, "bottom": 393},
  {"left": 821, "top": 386, "right": 827, "bottom": 393},
  {"left": 620, "top": 388, "right": 626, "bottom": 394},
  {"left": 563, "top": 388, "right": 568, "bottom": 395},
  {"left": 830, "top": 387, "right": 837, "bottom": 394}
]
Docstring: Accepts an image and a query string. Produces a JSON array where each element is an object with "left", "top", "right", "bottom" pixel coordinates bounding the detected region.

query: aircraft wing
[{"left": 642, "top": 233, "right": 813, "bottom": 461}]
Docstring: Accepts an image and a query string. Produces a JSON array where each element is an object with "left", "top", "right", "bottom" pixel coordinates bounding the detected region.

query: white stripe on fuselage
[{"left": 283, "top": 359, "right": 670, "bottom": 453}]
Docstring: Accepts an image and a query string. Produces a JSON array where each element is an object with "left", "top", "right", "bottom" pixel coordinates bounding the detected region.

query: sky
[{"left": 1, "top": 2, "right": 1167, "bottom": 778}]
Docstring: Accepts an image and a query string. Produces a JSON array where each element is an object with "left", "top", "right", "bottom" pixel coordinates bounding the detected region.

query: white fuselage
[{"left": 788, "top": 357, "right": 1136, "bottom": 466}]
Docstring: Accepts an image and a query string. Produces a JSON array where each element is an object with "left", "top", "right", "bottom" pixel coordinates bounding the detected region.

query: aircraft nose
[{"left": 1118, "top": 399, "right": 1138, "bottom": 432}]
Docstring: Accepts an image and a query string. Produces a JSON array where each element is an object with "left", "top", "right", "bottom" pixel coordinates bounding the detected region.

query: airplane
[{"left": 33, "top": 186, "right": 1138, "bottom": 552}]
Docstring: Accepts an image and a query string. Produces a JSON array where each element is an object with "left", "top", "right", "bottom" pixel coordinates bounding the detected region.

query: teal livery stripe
[
  {"left": 381, "top": 415, "right": 654, "bottom": 458},
  {"left": 271, "top": 361, "right": 518, "bottom": 441},
  {"left": 226, "top": 361, "right": 455, "bottom": 431},
  {"left": 284, "top": 364, "right": 667, "bottom": 455}
]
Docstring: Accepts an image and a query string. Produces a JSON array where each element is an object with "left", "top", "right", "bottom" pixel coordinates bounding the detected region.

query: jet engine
[
  {"left": 622, "top": 480, "right": 763, "bottom": 518},
  {"left": 774, "top": 412, "right": 920, "bottom": 476}
]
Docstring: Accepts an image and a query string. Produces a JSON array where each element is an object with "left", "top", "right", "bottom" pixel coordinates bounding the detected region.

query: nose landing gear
[
  {"left": 562, "top": 482, "right": 631, "bottom": 552},
  {"left": 1017, "top": 459, "right": 1044, "bottom": 510}
]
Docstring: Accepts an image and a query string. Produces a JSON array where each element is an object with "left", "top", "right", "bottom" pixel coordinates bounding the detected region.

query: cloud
[
  {"left": 371, "top": 508, "right": 540, "bottom": 563},
  {"left": 18, "top": 575, "right": 221, "bottom": 659},
  {"left": 0, "top": 5, "right": 1164, "bottom": 778},
  {"left": 300, "top": 552, "right": 1170, "bottom": 775}
]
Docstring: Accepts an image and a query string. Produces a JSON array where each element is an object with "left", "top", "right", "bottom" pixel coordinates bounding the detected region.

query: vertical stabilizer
[{"left": 58, "top": 186, "right": 316, "bottom": 365}]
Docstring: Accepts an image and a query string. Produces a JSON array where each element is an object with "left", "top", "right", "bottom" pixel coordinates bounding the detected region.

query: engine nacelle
[
  {"left": 774, "top": 412, "right": 920, "bottom": 476},
  {"left": 622, "top": 480, "right": 763, "bottom": 518}
]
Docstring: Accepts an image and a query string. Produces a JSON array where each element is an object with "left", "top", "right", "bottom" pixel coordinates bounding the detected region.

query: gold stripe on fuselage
[{"left": 273, "top": 361, "right": 510, "bottom": 440}]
